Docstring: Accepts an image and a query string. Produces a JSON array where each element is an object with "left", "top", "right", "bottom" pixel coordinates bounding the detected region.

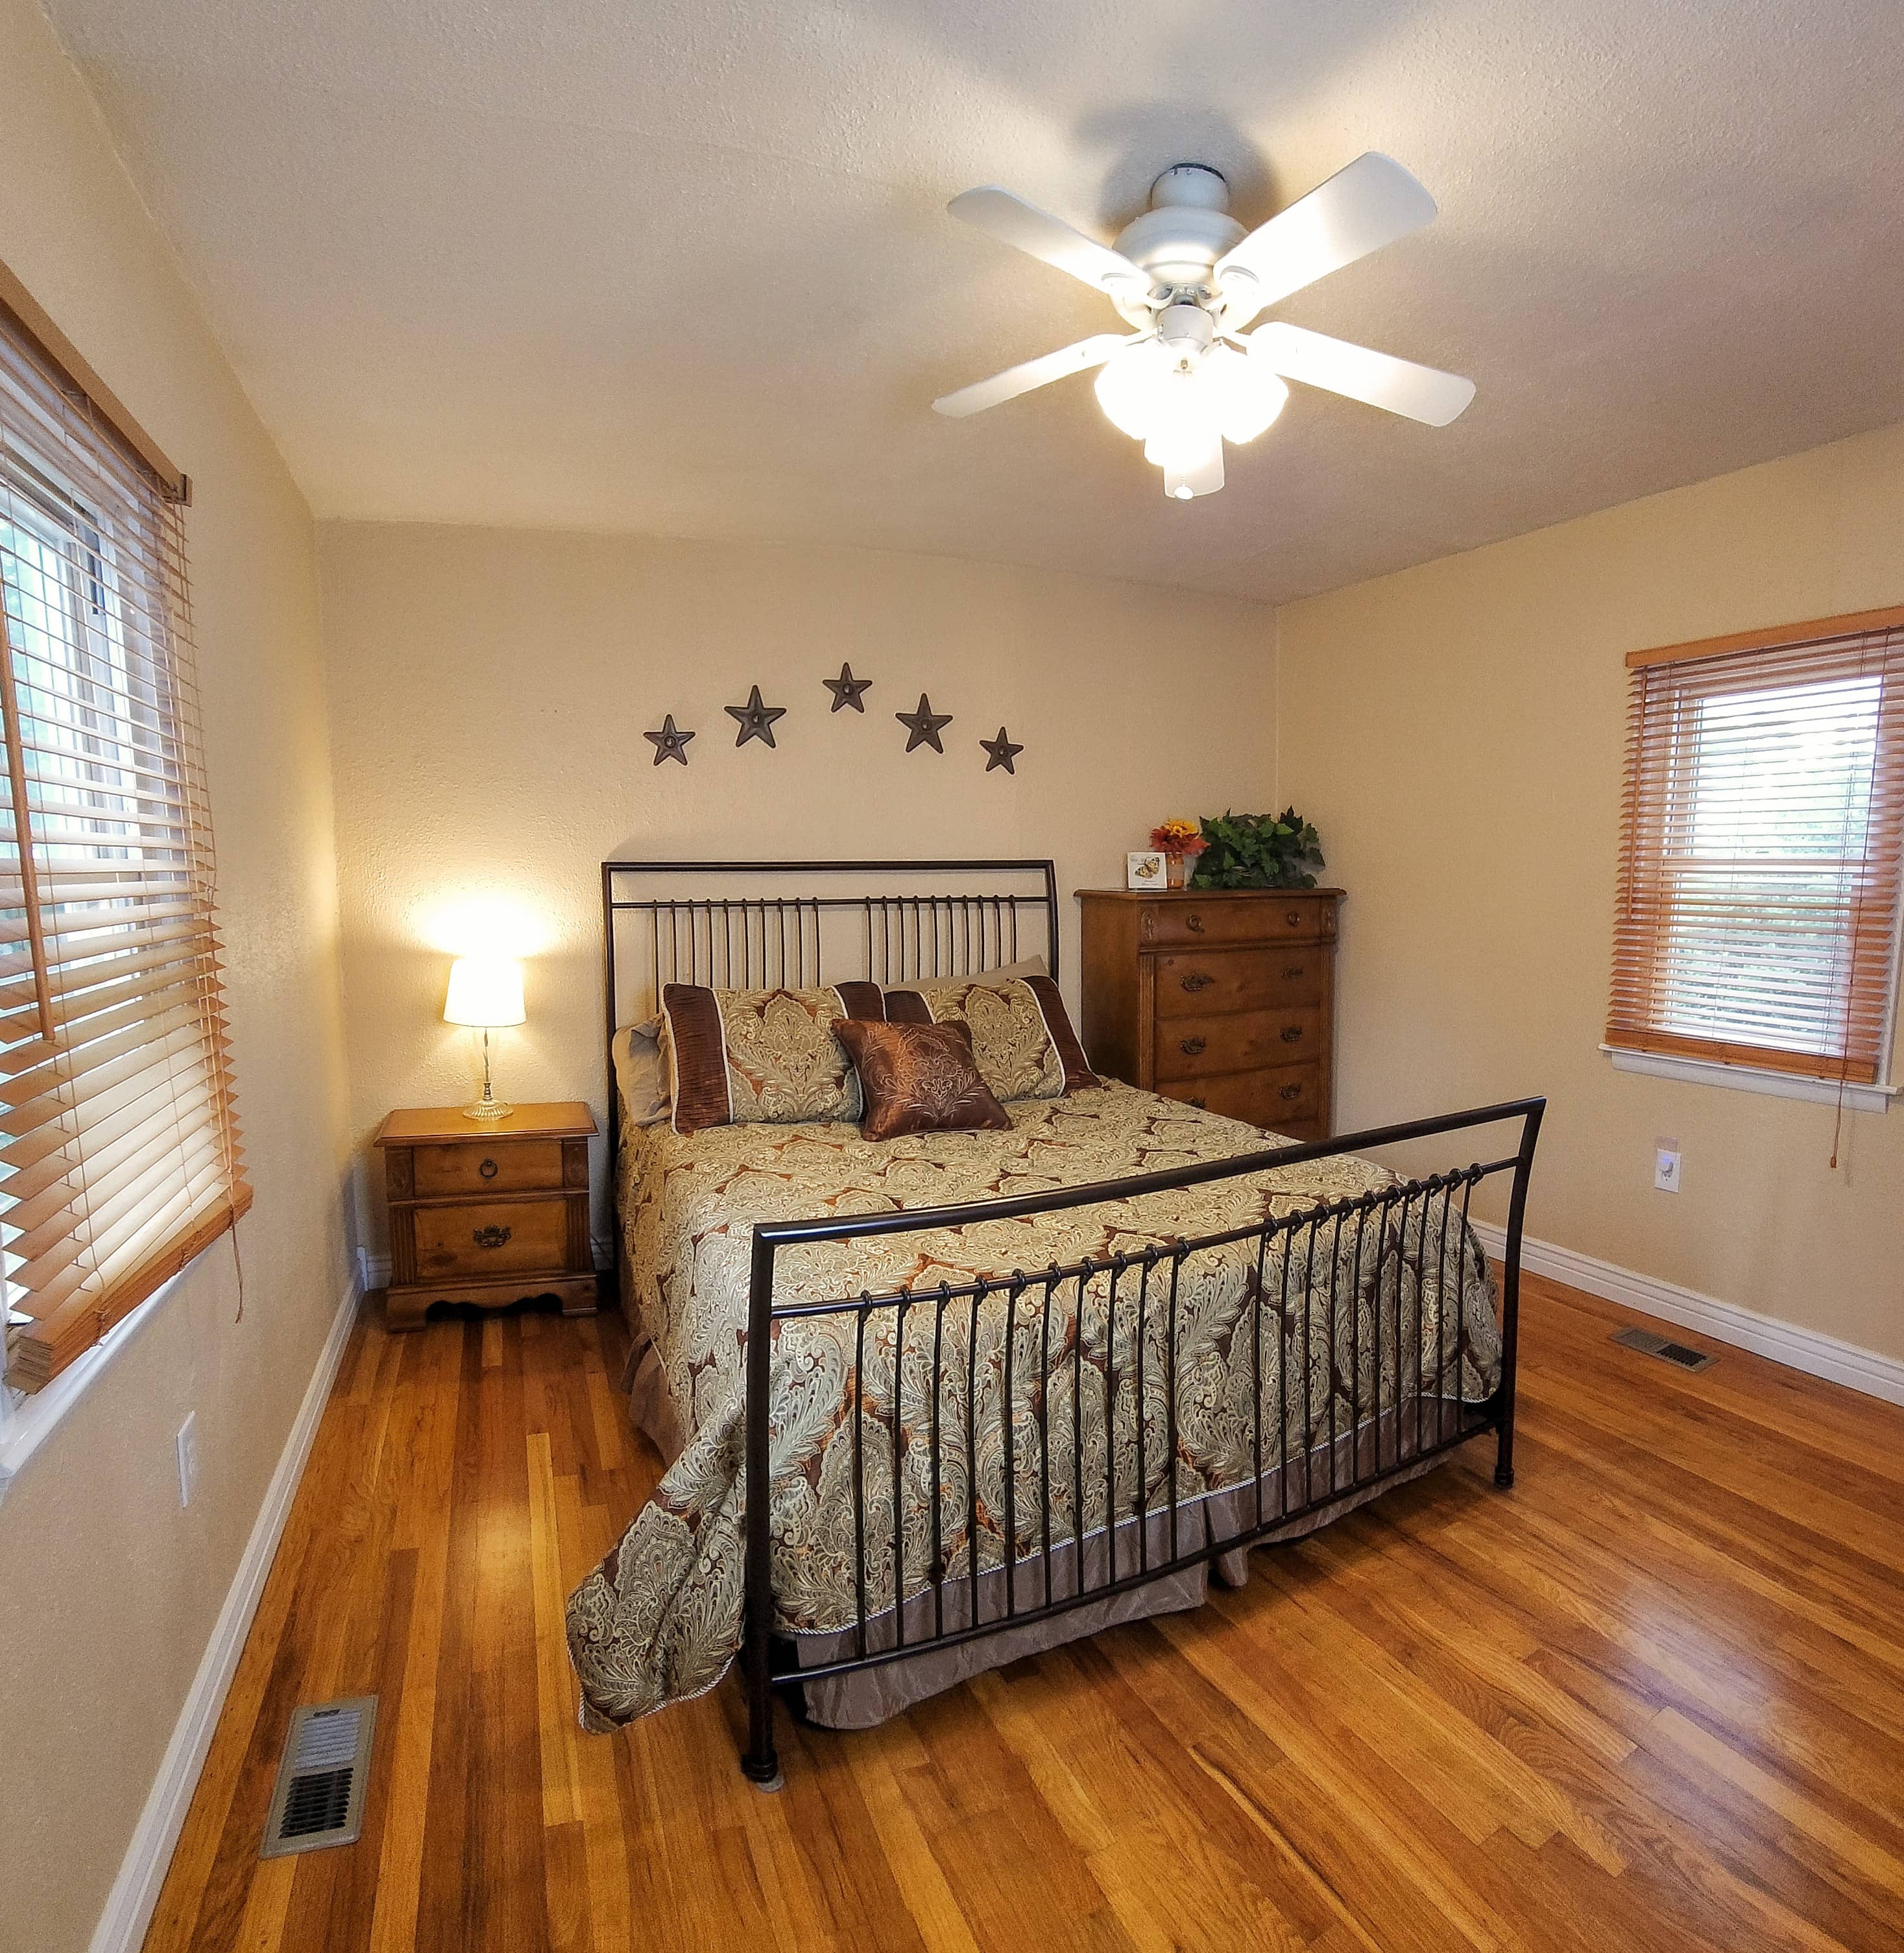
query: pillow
[
  {"left": 612, "top": 1018, "right": 670, "bottom": 1127},
  {"left": 834, "top": 1019, "right": 1013, "bottom": 1141},
  {"left": 883, "top": 973, "right": 1098, "bottom": 1100},
  {"left": 659, "top": 982, "right": 886, "bottom": 1135}
]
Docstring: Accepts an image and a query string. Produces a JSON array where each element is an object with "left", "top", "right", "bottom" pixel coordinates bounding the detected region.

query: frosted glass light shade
[{"left": 444, "top": 955, "right": 525, "bottom": 1027}]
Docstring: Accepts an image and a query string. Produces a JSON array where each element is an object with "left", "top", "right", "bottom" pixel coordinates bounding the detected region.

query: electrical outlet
[
  {"left": 1654, "top": 1141, "right": 1681, "bottom": 1194},
  {"left": 176, "top": 1411, "right": 199, "bottom": 1508}
]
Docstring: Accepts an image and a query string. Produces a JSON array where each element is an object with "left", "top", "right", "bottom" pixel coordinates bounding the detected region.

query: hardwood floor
[{"left": 142, "top": 1274, "right": 1904, "bottom": 1952}]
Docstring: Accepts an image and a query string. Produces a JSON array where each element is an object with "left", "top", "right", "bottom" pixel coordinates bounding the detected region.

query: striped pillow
[
  {"left": 882, "top": 973, "right": 1097, "bottom": 1102},
  {"left": 658, "top": 982, "right": 886, "bottom": 1135}
]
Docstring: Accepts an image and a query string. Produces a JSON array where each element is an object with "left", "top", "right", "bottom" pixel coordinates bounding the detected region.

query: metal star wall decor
[
  {"left": 643, "top": 714, "right": 694, "bottom": 766},
  {"left": 725, "top": 685, "right": 786, "bottom": 749},
  {"left": 896, "top": 693, "right": 953, "bottom": 754},
  {"left": 980, "top": 727, "right": 1024, "bottom": 774},
  {"left": 823, "top": 662, "right": 873, "bottom": 712}
]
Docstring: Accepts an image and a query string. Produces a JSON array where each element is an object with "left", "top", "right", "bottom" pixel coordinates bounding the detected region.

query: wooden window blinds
[
  {"left": 0, "top": 289, "right": 246, "bottom": 1393},
  {"left": 1609, "top": 608, "right": 1904, "bottom": 1087}
]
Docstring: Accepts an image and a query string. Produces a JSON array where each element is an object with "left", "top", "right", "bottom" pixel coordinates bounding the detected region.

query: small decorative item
[
  {"left": 1150, "top": 816, "right": 1208, "bottom": 889},
  {"left": 725, "top": 685, "right": 786, "bottom": 748},
  {"left": 1190, "top": 808, "right": 1326, "bottom": 889},
  {"left": 443, "top": 954, "right": 525, "bottom": 1121},
  {"left": 980, "top": 726, "right": 1023, "bottom": 774},
  {"left": 1126, "top": 850, "right": 1167, "bottom": 890},
  {"left": 643, "top": 714, "right": 694, "bottom": 766},
  {"left": 823, "top": 662, "right": 873, "bottom": 712},
  {"left": 896, "top": 693, "right": 953, "bottom": 753}
]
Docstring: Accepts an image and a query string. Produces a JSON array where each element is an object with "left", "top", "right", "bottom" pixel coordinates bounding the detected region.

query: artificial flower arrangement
[{"left": 1149, "top": 818, "right": 1208, "bottom": 888}]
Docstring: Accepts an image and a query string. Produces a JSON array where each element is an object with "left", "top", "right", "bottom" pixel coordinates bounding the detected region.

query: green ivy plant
[{"left": 1188, "top": 808, "right": 1325, "bottom": 890}]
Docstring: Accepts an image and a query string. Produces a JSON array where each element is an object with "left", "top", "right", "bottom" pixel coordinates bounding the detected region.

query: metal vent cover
[
  {"left": 261, "top": 1696, "right": 377, "bottom": 1858},
  {"left": 1611, "top": 1325, "right": 1715, "bottom": 1372}
]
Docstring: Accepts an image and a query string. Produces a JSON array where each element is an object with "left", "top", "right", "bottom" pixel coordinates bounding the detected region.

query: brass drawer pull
[
  {"left": 1185, "top": 912, "right": 1204, "bottom": 932},
  {"left": 1179, "top": 1036, "right": 1206, "bottom": 1056},
  {"left": 1180, "top": 972, "right": 1213, "bottom": 992},
  {"left": 1282, "top": 964, "right": 1305, "bottom": 980},
  {"left": 479, "top": 1157, "right": 499, "bottom": 1180},
  {"left": 1284, "top": 909, "right": 1303, "bottom": 927},
  {"left": 1279, "top": 1084, "right": 1303, "bottom": 1102},
  {"left": 473, "top": 1224, "right": 512, "bottom": 1250},
  {"left": 1281, "top": 1026, "right": 1303, "bottom": 1044}
]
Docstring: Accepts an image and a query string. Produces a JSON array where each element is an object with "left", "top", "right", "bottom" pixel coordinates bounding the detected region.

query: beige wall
[
  {"left": 1277, "top": 420, "right": 1904, "bottom": 1364},
  {"left": 315, "top": 522, "right": 1275, "bottom": 1257},
  {"left": 0, "top": 3, "right": 352, "bottom": 1950}
]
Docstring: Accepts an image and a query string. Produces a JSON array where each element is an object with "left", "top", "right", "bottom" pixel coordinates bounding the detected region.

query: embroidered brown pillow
[
  {"left": 834, "top": 1019, "right": 1013, "bottom": 1141},
  {"left": 882, "top": 973, "right": 1098, "bottom": 1099}
]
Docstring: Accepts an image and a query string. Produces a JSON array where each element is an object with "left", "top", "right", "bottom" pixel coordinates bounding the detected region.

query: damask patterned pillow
[
  {"left": 659, "top": 982, "right": 886, "bottom": 1135},
  {"left": 882, "top": 973, "right": 1098, "bottom": 1101},
  {"left": 833, "top": 1019, "right": 1013, "bottom": 1141}
]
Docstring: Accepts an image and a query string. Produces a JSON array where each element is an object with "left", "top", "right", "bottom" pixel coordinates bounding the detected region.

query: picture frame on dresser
[{"left": 1077, "top": 887, "right": 1343, "bottom": 1139}]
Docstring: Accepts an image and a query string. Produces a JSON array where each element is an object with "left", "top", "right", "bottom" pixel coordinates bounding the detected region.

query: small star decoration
[
  {"left": 823, "top": 662, "right": 873, "bottom": 712},
  {"left": 896, "top": 693, "right": 953, "bottom": 754},
  {"left": 980, "top": 726, "right": 1024, "bottom": 774},
  {"left": 643, "top": 714, "right": 694, "bottom": 766},
  {"left": 725, "top": 685, "right": 786, "bottom": 749}
]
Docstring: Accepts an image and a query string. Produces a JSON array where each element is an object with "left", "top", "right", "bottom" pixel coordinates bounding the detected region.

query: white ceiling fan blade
[
  {"left": 947, "top": 187, "right": 1150, "bottom": 297},
  {"left": 1248, "top": 322, "right": 1475, "bottom": 426},
  {"left": 1216, "top": 153, "right": 1438, "bottom": 331},
  {"left": 932, "top": 332, "right": 1140, "bottom": 418}
]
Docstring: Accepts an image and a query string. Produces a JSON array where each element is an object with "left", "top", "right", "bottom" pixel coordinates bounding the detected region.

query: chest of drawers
[{"left": 1078, "top": 888, "right": 1342, "bottom": 1142}]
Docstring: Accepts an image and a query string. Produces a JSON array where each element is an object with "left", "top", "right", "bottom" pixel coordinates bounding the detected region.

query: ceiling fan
[{"left": 932, "top": 154, "right": 1474, "bottom": 499}]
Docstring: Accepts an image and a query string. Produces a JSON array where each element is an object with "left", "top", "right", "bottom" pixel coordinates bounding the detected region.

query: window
[
  {"left": 1608, "top": 610, "right": 1904, "bottom": 1089},
  {"left": 0, "top": 281, "right": 246, "bottom": 1394}
]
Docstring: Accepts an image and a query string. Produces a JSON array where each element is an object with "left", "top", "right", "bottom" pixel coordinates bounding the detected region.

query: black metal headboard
[{"left": 601, "top": 858, "right": 1059, "bottom": 1153}]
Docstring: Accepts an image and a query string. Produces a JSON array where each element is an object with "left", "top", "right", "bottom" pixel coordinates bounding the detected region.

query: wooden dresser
[
  {"left": 374, "top": 1101, "right": 598, "bottom": 1329},
  {"left": 1078, "top": 888, "right": 1343, "bottom": 1141}
]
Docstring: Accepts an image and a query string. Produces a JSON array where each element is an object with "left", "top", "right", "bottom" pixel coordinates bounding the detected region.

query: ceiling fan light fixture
[
  {"left": 1092, "top": 339, "right": 1170, "bottom": 439},
  {"left": 1203, "top": 344, "right": 1288, "bottom": 444}
]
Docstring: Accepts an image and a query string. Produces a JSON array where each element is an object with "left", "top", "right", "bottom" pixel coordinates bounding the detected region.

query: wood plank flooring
[{"left": 142, "top": 1274, "right": 1904, "bottom": 1952}]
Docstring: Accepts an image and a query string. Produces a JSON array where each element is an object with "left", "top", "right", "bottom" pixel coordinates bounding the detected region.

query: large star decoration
[
  {"left": 823, "top": 662, "right": 873, "bottom": 713},
  {"left": 896, "top": 693, "right": 953, "bottom": 754},
  {"left": 643, "top": 714, "right": 694, "bottom": 767},
  {"left": 980, "top": 727, "right": 1024, "bottom": 775},
  {"left": 725, "top": 685, "right": 786, "bottom": 749}
]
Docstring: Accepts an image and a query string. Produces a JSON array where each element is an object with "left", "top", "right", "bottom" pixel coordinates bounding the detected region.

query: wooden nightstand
[{"left": 374, "top": 1102, "right": 598, "bottom": 1330}]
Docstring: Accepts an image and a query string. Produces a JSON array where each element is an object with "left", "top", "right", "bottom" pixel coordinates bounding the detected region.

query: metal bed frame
[{"left": 601, "top": 861, "right": 1543, "bottom": 1788}]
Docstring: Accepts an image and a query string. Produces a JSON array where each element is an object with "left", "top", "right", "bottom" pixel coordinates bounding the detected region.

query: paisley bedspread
[{"left": 566, "top": 1082, "right": 1500, "bottom": 1732}]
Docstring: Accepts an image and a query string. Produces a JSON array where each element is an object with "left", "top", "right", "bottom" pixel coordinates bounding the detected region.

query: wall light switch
[
  {"left": 1654, "top": 1141, "right": 1681, "bottom": 1194},
  {"left": 176, "top": 1411, "right": 199, "bottom": 1507}
]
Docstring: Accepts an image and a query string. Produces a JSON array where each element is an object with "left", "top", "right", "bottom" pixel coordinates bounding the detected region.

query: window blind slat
[
  {"left": 1608, "top": 621, "right": 1904, "bottom": 1086},
  {"left": 0, "top": 298, "right": 244, "bottom": 1392}
]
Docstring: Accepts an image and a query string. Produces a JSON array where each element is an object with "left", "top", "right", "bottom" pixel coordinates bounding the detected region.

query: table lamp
[{"left": 444, "top": 954, "right": 524, "bottom": 1120}]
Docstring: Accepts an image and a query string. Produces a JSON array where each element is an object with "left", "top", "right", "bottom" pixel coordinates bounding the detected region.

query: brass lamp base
[{"left": 463, "top": 1096, "right": 514, "bottom": 1121}]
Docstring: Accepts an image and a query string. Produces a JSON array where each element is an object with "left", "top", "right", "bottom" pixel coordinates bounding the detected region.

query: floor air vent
[
  {"left": 1611, "top": 1325, "right": 1715, "bottom": 1372},
  {"left": 260, "top": 1697, "right": 376, "bottom": 1858}
]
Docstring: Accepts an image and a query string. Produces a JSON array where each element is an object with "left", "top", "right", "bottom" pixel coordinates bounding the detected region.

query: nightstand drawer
[
  {"left": 413, "top": 1197, "right": 570, "bottom": 1279},
  {"left": 412, "top": 1139, "right": 563, "bottom": 1198}
]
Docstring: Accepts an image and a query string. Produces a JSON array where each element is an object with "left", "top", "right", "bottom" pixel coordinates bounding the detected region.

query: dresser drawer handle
[
  {"left": 472, "top": 1224, "right": 512, "bottom": 1250},
  {"left": 1280, "top": 1026, "right": 1303, "bottom": 1044},
  {"left": 1279, "top": 1084, "right": 1303, "bottom": 1102},
  {"left": 1284, "top": 909, "right": 1303, "bottom": 927},
  {"left": 1282, "top": 964, "right": 1305, "bottom": 980},
  {"left": 1185, "top": 912, "right": 1204, "bottom": 932},
  {"left": 1179, "top": 1036, "right": 1206, "bottom": 1056},
  {"left": 479, "top": 1157, "right": 499, "bottom": 1180},
  {"left": 1179, "top": 972, "right": 1214, "bottom": 993},
  {"left": 1187, "top": 1095, "right": 1207, "bottom": 1110}
]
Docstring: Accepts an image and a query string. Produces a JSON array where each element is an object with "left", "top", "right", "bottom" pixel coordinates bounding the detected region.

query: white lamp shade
[{"left": 444, "top": 955, "right": 524, "bottom": 1028}]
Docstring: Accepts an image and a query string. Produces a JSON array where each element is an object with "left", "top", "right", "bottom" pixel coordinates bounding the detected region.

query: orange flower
[{"left": 1150, "top": 818, "right": 1207, "bottom": 856}]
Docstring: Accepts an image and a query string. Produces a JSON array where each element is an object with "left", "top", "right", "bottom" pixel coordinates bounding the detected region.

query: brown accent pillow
[
  {"left": 883, "top": 972, "right": 1098, "bottom": 1097},
  {"left": 834, "top": 1019, "right": 1013, "bottom": 1141}
]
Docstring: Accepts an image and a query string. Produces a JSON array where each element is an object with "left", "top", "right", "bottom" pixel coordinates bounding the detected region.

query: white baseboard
[
  {"left": 1472, "top": 1220, "right": 1904, "bottom": 1407},
  {"left": 358, "top": 1236, "right": 614, "bottom": 1293},
  {"left": 90, "top": 1274, "right": 363, "bottom": 1953}
]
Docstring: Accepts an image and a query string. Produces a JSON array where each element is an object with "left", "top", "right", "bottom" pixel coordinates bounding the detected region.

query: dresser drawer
[
  {"left": 412, "top": 1197, "right": 570, "bottom": 1280},
  {"left": 1155, "top": 1006, "right": 1324, "bottom": 1081},
  {"left": 1158, "top": 1062, "right": 1325, "bottom": 1132},
  {"left": 1153, "top": 949, "right": 1323, "bottom": 1018},
  {"left": 1142, "top": 897, "right": 1336, "bottom": 950},
  {"left": 411, "top": 1139, "right": 564, "bottom": 1198}
]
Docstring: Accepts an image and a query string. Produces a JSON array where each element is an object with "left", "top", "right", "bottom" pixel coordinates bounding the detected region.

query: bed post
[
  {"left": 1493, "top": 1098, "right": 1544, "bottom": 1490},
  {"left": 741, "top": 1225, "right": 783, "bottom": 1789}
]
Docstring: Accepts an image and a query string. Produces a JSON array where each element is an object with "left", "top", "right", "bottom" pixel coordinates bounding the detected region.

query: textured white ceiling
[{"left": 42, "top": 0, "right": 1904, "bottom": 602}]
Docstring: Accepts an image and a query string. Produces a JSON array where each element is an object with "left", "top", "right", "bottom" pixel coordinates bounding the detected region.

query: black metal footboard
[{"left": 738, "top": 1097, "right": 1544, "bottom": 1786}]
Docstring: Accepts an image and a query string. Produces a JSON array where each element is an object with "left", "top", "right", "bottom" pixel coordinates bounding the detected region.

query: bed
[{"left": 567, "top": 860, "right": 1542, "bottom": 1788}]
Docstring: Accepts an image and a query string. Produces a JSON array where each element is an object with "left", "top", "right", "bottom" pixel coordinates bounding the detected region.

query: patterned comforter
[{"left": 566, "top": 1082, "right": 1499, "bottom": 1731}]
